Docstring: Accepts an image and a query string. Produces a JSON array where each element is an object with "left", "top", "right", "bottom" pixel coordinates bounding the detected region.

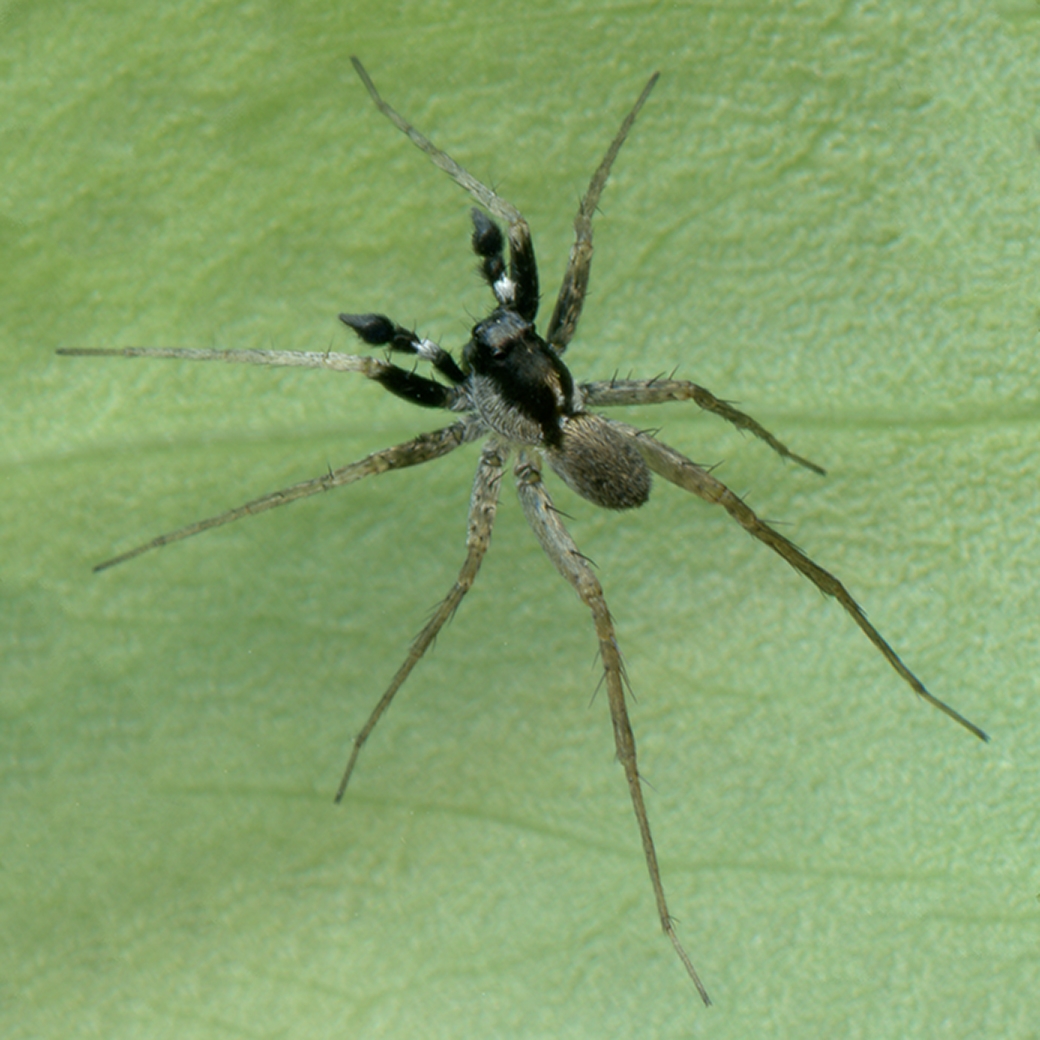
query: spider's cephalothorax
[{"left": 59, "top": 58, "right": 987, "bottom": 1009}]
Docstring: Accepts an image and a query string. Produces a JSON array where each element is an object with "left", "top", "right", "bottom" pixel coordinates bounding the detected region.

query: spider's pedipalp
[
  {"left": 581, "top": 376, "right": 826, "bottom": 475},
  {"left": 513, "top": 449, "right": 711, "bottom": 1006},
  {"left": 90, "top": 421, "right": 481, "bottom": 572},
  {"left": 338, "top": 312, "right": 398, "bottom": 346},
  {"left": 471, "top": 207, "right": 505, "bottom": 260},
  {"left": 471, "top": 208, "right": 521, "bottom": 309},
  {"left": 620, "top": 423, "right": 988, "bottom": 742},
  {"left": 546, "top": 73, "right": 659, "bottom": 354},
  {"left": 339, "top": 313, "right": 466, "bottom": 385},
  {"left": 335, "top": 438, "right": 507, "bottom": 802}
]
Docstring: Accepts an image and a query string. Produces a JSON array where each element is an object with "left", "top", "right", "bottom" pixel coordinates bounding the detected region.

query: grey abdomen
[{"left": 548, "top": 414, "right": 651, "bottom": 510}]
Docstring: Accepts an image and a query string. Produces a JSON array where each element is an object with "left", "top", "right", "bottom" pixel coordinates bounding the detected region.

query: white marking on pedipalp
[{"left": 493, "top": 274, "right": 517, "bottom": 304}]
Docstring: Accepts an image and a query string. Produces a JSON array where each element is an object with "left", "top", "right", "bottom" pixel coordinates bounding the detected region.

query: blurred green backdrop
[{"left": 3, "top": 2, "right": 1038, "bottom": 1037}]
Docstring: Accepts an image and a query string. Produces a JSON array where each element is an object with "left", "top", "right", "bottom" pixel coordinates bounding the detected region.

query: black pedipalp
[
  {"left": 469, "top": 209, "right": 539, "bottom": 322},
  {"left": 340, "top": 312, "right": 465, "bottom": 384},
  {"left": 471, "top": 209, "right": 507, "bottom": 290},
  {"left": 470, "top": 209, "right": 504, "bottom": 257},
  {"left": 340, "top": 312, "right": 407, "bottom": 347}
]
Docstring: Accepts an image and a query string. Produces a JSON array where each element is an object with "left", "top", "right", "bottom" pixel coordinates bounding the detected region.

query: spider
[{"left": 60, "top": 58, "right": 987, "bottom": 1007}]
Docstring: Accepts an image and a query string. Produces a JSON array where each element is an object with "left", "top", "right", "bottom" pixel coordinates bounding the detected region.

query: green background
[{"left": 3, "top": 2, "right": 1038, "bottom": 1036}]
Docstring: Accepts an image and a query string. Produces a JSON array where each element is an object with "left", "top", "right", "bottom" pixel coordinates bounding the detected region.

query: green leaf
[{"left": 4, "top": 3, "right": 1038, "bottom": 1037}]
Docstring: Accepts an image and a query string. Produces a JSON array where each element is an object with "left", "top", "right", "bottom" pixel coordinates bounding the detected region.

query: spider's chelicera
[{"left": 60, "top": 58, "right": 987, "bottom": 1007}]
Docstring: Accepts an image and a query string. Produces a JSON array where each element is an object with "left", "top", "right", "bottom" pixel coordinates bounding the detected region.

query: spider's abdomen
[{"left": 548, "top": 413, "right": 651, "bottom": 511}]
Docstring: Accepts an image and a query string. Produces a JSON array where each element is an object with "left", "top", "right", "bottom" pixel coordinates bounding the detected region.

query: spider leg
[
  {"left": 58, "top": 345, "right": 464, "bottom": 411},
  {"left": 513, "top": 449, "right": 711, "bottom": 1007},
  {"left": 90, "top": 421, "right": 482, "bottom": 571},
  {"left": 351, "top": 58, "right": 539, "bottom": 321},
  {"left": 582, "top": 377, "right": 826, "bottom": 475},
  {"left": 617, "top": 422, "right": 988, "bottom": 742},
  {"left": 545, "top": 73, "right": 659, "bottom": 354},
  {"left": 334, "top": 438, "right": 506, "bottom": 801}
]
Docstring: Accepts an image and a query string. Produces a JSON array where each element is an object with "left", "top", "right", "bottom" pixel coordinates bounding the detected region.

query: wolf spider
[{"left": 60, "top": 58, "right": 987, "bottom": 1006}]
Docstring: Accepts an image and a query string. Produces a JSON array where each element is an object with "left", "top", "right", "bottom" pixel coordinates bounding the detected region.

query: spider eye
[{"left": 470, "top": 311, "right": 531, "bottom": 362}]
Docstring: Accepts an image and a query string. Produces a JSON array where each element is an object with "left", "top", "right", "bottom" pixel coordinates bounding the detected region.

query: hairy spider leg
[
  {"left": 545, "top": 73, "right": 659, "bottom": 353},
  {"left": 335, "top": 439, "right": 506, "bottom": 801},
  {"left": 58, "top": 346, "right": 480, "bottom": 570},
  {"left": 56, "top": 344, "right": 465, "bottom": 412},
  {"left": 351, "top": 57, "right": 539, "bottom": 322},
  {"left": 513, "top": 449, "right": 712, "bottom": 1006},
  {"left": 611, "top": 421, "right": 988, "bottom": 742},
  {"left": 103, "top": 422, "right": 475, "bottom": 571},
  {"left": 582, "top": 377, "right": 826, "bottom": 475}
]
